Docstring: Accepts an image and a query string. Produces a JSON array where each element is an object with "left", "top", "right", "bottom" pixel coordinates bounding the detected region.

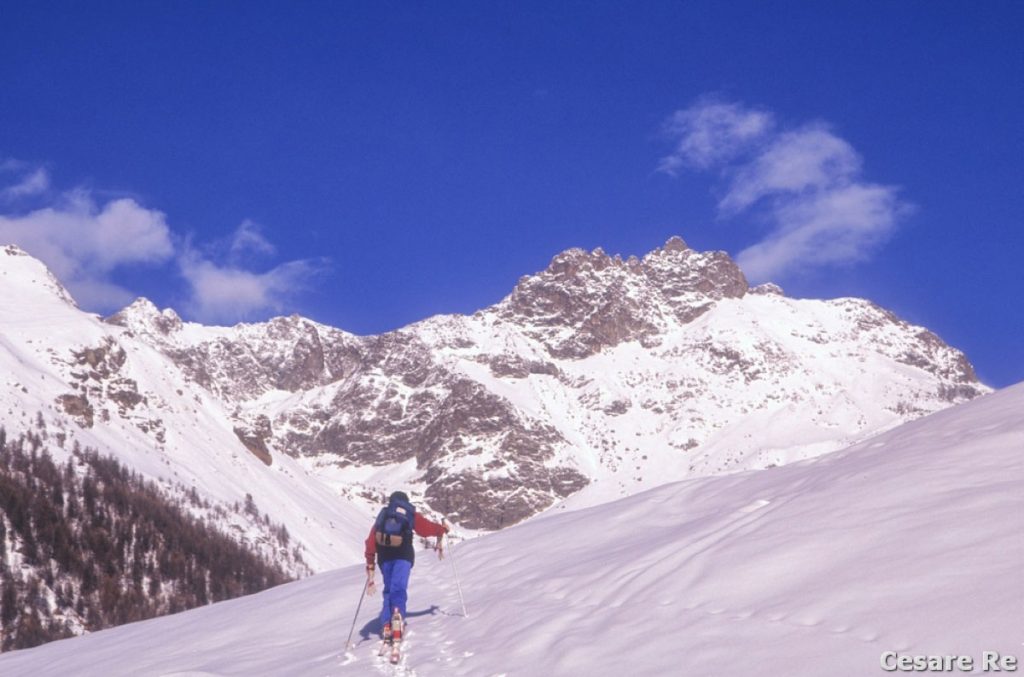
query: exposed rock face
[
  {"left": 497, "top": 238, "right": 749, "bottom": 358},
  {"left": 52, "top": 337, "right": 162, "bottom": 437},
  {"left": 97, "top": 236, "right": 988, "bottom": 529},
  {"left": 234, "top": 415, "right": 274, "bottom": 465},
  {"left": 485, "top": 354, "right": 560, "bottom": 379},
  {"left": 107, "top": 298, "right": 182, "bottom": 335},
  {"left": 57, "top": 393, "right": 94, "bottom": 428},
  {"left": 750, "top": 282, "right": 784, "bottom": 296},
  {"left": 416, "top": 380, "right": 587, "bottom": 528},
  {"left": 108, "top": 302, "right": 365, "bottom": 400},
  {"left": 72, "top": 338, "right": 127, "bottom": 379}
]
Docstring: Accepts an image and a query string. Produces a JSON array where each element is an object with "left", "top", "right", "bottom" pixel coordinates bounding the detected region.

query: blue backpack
[{"left": 374, "top": 496, "right": 415, "bottom": 547}]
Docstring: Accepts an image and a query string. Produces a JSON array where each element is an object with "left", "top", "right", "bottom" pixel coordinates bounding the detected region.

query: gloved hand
[
  {"left": 436, "top": 519, "right": 449, "bottom": 560},
  {"left": 366, "top": 566, "right": 376, "bottom": 595}
]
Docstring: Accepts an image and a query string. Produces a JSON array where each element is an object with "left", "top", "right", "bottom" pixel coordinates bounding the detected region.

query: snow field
[{"left": 2, "top": 382, "right": 1020, "bottom": 676}]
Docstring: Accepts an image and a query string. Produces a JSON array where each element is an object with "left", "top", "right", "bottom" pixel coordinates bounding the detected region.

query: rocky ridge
[{"left": 100, "top": 236, "right": 985, "bottom": 529}]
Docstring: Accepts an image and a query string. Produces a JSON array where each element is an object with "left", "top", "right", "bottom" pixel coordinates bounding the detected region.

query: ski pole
[
  {"left": 444, "top": 524, "right": 469, "bottom": 618},
  {"left": 344, "top": 577, "right": 369, "bottom": 650}
]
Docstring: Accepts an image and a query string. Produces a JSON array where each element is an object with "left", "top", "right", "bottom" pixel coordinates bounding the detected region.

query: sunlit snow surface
[
  {"left": 0, "top": 246, "right": 370, "bottom": 572},
  {"left": 2, "top": 383, "right": 1021, "bottom": 676}
]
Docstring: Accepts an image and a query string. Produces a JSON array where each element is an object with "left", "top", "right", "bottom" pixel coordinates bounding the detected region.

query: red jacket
[{"left": 365, "top": 512, "right": 446, "bottom": 568}]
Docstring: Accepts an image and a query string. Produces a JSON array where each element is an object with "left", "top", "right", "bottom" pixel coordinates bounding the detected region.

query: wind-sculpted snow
[{"left": 2, "top": 382, "right": 1019, "bottom": 676}]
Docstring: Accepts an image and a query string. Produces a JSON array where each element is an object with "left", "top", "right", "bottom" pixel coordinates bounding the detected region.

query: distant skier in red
[{"left": 365, "top": 491, "right": 448, "bottom": 643}]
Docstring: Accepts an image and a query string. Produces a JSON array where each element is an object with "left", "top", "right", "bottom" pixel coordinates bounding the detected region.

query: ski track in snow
[{"left": 1, "top": 383, "right": 1021, "bottom": 676}]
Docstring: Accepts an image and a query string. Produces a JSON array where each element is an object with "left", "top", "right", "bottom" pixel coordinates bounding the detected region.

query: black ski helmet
[{"left": 389, "top": 491, "right": 409, "bottom": 504}]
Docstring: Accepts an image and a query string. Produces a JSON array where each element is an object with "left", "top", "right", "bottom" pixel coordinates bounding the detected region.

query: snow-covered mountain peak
[
  {"left": 638, "top": 238, "right": 748, "bottom": 303},
  {"left": 105, "top": 297, "right": 184, "bottom": 337},
  {"left": 750, "top": 281, "right": 785, "bottom": 296},
  {"left": 661, "top": 233, "right": 688, "bottom": 251},
  {"left": 103, "top": 297, "right": 367, "bottom": 404},
  {"left": 0, "top": 243, "right": 78, "bottom": 310},
  {"left": 493, "top": 236, "right": 749, "bottom": 358}
]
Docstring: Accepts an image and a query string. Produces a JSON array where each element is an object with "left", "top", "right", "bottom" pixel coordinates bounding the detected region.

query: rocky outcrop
[
  {"left": 485, "top": 354, "right": 560, "bottom": 379},
  {"left": 106, "top": 298, "right": 182, "bottom": 335},
  {"left": 497, "top": 237, "right": 749, "bottom": 358},
  {"left": 108, "top": 303, "right": 366, "bottom": 400},
  {"left": 72, "top": 338, "right": 127, "bottom": 380},
  {"left": 57, "top": 337, "right": 167, "bottom": 442},
  {"left": 750, "top": 282, "right": 784, "bottom": 296},
  {"left": 234, "top": 415, "right": 274, "bottom": 466},
  {"left": 57, "top": 393, "right": 94, "bottom": 428}
]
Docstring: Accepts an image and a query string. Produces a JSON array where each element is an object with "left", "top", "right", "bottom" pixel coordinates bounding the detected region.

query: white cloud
[
  {"left": 736, "top": 184, "right": 905, "bottom": 280},
  {"left": 660, "top": 99, "right": 908, "bottom": 281},
  {"left": 657, "top": 98, "right": 774, "bottom": 174},
  {"left": 719, "top": 126, "right": 862, "bottom": 214},
  {"left": 228, "top": 219, "right": 276, "bottom": 261},
  {"left": 0, "top": 186, "right": 174, "bottom": 308},
  {"left": 0, "top": 162, "right": 324, "bottom": 320},
  {"left": 179, "top": 248, "right": 325, "bottom": 324},
  {"left": 0, "top": 167, "right": 50, "bottom": 202}
]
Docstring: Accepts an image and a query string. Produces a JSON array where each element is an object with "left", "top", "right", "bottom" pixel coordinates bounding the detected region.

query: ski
[
  {"left": 374, "top": 637, "right": 404, "bottom": 667},
  {"left": 389, "top": 608, "right": 404, "bottom": 665},
  {"left": 377, "top": 618, "right": 393, "bottom": 658}
]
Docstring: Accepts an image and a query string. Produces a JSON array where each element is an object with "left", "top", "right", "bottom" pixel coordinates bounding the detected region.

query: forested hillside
[{"left": 0, "top": 424, "right": 292, "bottom": 652}]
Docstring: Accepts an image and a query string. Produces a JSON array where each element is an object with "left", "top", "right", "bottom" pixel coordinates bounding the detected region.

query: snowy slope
[
  {"left": 3, "top": 381, "right": 1019, "bottom": 676},
  {"left": 0, "top": 245, "right": 369, "bottom": 572}
]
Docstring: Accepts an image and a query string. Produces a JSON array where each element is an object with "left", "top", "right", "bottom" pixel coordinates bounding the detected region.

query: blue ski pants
[{"left": 379, "top": 559, "right": 412, "bottom": 626}]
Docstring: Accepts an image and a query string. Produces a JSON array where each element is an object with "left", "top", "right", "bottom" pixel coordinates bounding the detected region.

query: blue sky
[{"left": 1, "top": 1, "right": 1021, "bottom": 387}]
